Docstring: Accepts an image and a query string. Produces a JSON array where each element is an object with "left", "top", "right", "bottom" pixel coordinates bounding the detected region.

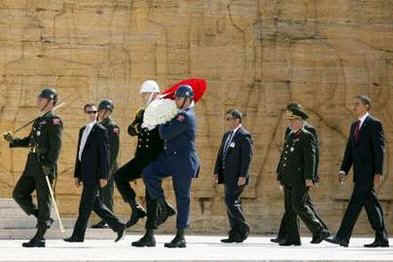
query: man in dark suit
[
  {"left": 214, "top": 109, "right": 253, "bottom": 243},
  {"left": 271, "top": 103, "right": 327, "bottom": 245},
  {"left": 325, "top": 96, "right": 389, "bottom": 248},
  {"left": 276, "top": 106, "right": 330, "bottom": 246},
  {"left": 64, "top": 104, "right": 125, "bottom": 243},
  {"left": 91, "top": 99, "right": 120, "bottom": 228}
]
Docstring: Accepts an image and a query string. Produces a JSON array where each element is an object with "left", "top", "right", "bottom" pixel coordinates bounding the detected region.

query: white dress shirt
[
  {"left": 358, "top": 112, "right": 369, "bottom": 129},
  {"left": 78, "top": 121, "right": 96, "bottom": 161}
]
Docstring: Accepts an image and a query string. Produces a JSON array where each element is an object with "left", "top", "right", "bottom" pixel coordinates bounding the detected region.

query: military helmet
[
  {"left": 98, "top": 99, "right": 114, "bottom": 112},
  {"left": 175, "top": 85, "right": 194, "bottom": 99},
  {"left": 38, "top": 88, "right": 57, "bottom": 104},
  {"left": 140, "top": 80, "right": 160, "bottom": 94}
]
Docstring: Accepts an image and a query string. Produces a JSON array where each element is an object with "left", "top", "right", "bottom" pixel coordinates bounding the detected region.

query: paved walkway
[{"left": 0, "top": 235, "right": 392, "bottom": 262}]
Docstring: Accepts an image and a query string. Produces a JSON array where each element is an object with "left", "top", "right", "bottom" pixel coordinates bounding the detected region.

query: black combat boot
[
  {"left": 164, "top": 200, "right": 176, "bottom": 217},
  {"left": 164, "top": 229, "right": 186, "bottom": 248},
  {"left": 126, "top": 200, "right": 146, "bottom": 228},
  {"left": 22, "top": 223, "right": 47, "bottom": 248},
  {"left": 131, "top": 229, "right": 156, "bottom": 247},
  {"left": 156, "top": 198, "right": 175, "bottom": 226}
]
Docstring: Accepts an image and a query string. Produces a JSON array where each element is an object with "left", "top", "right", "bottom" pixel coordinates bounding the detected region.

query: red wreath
[{"left": 161, "top": 78, "right": 207, "bottom": 103}]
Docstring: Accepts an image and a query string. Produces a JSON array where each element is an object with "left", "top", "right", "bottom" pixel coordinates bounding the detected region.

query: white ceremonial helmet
[{"left": 139, "top": 80, "right": 160, "bottom": 94}]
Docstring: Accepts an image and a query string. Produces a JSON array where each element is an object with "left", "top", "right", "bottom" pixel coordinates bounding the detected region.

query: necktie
[
  {"left": 353, "top": 120, "right": 360, "bottom": 142},
  {"left": 223, "top": 131, "right": 234, "bottom": 157}
]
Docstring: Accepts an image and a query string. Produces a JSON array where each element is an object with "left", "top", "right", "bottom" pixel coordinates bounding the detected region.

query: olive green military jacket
[{"left": 276, "top": 128, "right": 316, "bottom": 186}]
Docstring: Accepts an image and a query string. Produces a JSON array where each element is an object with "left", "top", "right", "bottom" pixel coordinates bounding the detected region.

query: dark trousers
[
  {"left": 71, "top": 183, "right": 123, "bottom": 240},
  {"left": 12, "top": 153, "right": 53, "bottom": 227},
  {"left": 284, "top": 185, "right": 325, "bottom": 240},
  {"left": 100, "top": 165, "right": 117, "bottom": 212},
  {"left": 336, "top": 184, "right": 387, "bottom": 242},
  {"left": 115, "top": 156, "right": 148, "bottom": 204},
  {"left": 224, "top": 184, "right": 249, "bottom": 238},
  {"left": 277, "top": 188, "right": 328, "bottom": 241},
  {"left": 143, "top": 154, "right": 194, "bottom": 229}
]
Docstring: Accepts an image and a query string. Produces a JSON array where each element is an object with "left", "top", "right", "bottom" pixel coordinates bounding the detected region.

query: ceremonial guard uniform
[
  {"left": 5, "top": 88, "right": 63, "bottom": 247},
  {"left": 276, "top": 107, "right": 329, "bottom": 246},
  {"left": 115, "top": 80, "right": 175, "bottom": 228},
  {"left": 133, "top": 85, "right": 200, "bottom": 248},
  {"left": 91, "top": 99, "right": 120, "bottom": 228}
]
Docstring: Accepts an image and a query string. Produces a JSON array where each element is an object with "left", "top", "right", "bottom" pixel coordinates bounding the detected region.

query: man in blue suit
[
  {"left": 214, "top": 109, "right": 253, "bottom": 243},
  {"left": 132, "top": 85, "right": 200, "bottom": 248}
]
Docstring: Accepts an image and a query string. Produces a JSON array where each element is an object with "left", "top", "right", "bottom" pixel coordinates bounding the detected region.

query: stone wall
[{"left": 0, "top": 0, "right": 393, "bottom": 234}]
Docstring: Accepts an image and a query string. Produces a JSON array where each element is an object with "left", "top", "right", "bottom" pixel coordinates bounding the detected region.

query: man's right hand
[
  {"left": 3, "top": 131, "right": 13, "bottom": 142},
  {"left": 74, "top": 178, "right": 81, "bottom": 188},
  {"left": 338, "top": 171, "right": 346, "bottom": 184}
]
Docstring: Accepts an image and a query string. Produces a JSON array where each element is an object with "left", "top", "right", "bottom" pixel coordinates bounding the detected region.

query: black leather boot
[
  {"left": 126, "top": 200, "right": 146, "bottom": 228},
  {"left": 156, "top": 198, "right": 173, "bottom": 226},
  {"left": 132, "top": 229, "right": 156, "bottom": 247},
  {"left": 23, "top": 223, "right": 47, "bottom": 248},
  {"left": 164, "top": 229, "right": 186, "bottom": 248}
]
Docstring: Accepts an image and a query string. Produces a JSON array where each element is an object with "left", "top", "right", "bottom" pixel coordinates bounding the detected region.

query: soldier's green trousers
[{"left": 12, "top": 153, "right": 54, "bottom": 227}]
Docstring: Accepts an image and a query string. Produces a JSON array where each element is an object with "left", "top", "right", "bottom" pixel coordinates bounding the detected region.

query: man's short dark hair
[
  {"left": 84, "top": 103, "right": 96, "bottom": 113},
  {"left": 355, "top": 95, "right": 371, "bottom": 110},
  {"left": 226, "top": 109, "right": 243, "bottom": 122}
]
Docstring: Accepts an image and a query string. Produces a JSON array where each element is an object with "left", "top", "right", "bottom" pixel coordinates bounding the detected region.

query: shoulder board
[
  {"left": 52, "top": 117, "right": 63, "bottom": 126},
  {"left": 113, "top": 127, "right": 120, "bottom": 135}
]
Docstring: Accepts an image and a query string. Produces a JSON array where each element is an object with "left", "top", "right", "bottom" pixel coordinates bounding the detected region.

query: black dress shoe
[
  {"left": 91, "top": 221, "right": 108, "bottom": 229},
  {"left": 324, "top": 236, "right": 348, "bottom": 247},
  {"left": 115, "top": 224, "right": 126, "bottom": 242},
  {"left": 22, "top": 239, "right": 45, "bottom": 248},
  {"left": 221, "top": 237, "right": 235, "bottom": 243},
  {"left": 279, "top": 240, "right": 301, "bottom": 246},
  {"left": 126, "top": 207, "right": 146, "bottom": 228},
  {"left": 64, "top": 237, "right": 84, "bottom": 243},
  {"left": 132, "top": 230, "right": 156, "bottom": 247},
  {"left": 270, "top": 238, "right": 283, "bottom": 243},
  {"left": 312, "top": 230, "right": 330, "bottom": 244},
  {"left": 364, "top": 240, "right": 389, "bottom": 248},
  {"left": 221, "top": 237, "right": 243, "bottom": 243}
]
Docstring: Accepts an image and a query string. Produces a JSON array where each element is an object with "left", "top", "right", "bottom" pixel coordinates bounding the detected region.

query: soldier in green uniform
[
  {"left": 272, "top": 103, "right": 327, "bottom": 245},
  {"left": 91, "top": 99, "right": 120, "bottom": 228},
  {"left": 3, "top": 88, "right": 63, "bottom": 248},
  {"left": 276, "top": 105, "right": 329, "bottom": 246}
]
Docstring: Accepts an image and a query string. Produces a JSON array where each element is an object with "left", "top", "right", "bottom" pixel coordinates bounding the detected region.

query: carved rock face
[{"left": 0, "top": 0, "right": 392, "bottom": 235}]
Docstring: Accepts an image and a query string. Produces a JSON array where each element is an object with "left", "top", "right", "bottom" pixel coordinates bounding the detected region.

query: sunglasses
[
  {"left": 86, "top": 110, "right": 97, "bottom": 114},
  {"left": 225, "top": 117, "right": 233, "bottom": 121}
]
